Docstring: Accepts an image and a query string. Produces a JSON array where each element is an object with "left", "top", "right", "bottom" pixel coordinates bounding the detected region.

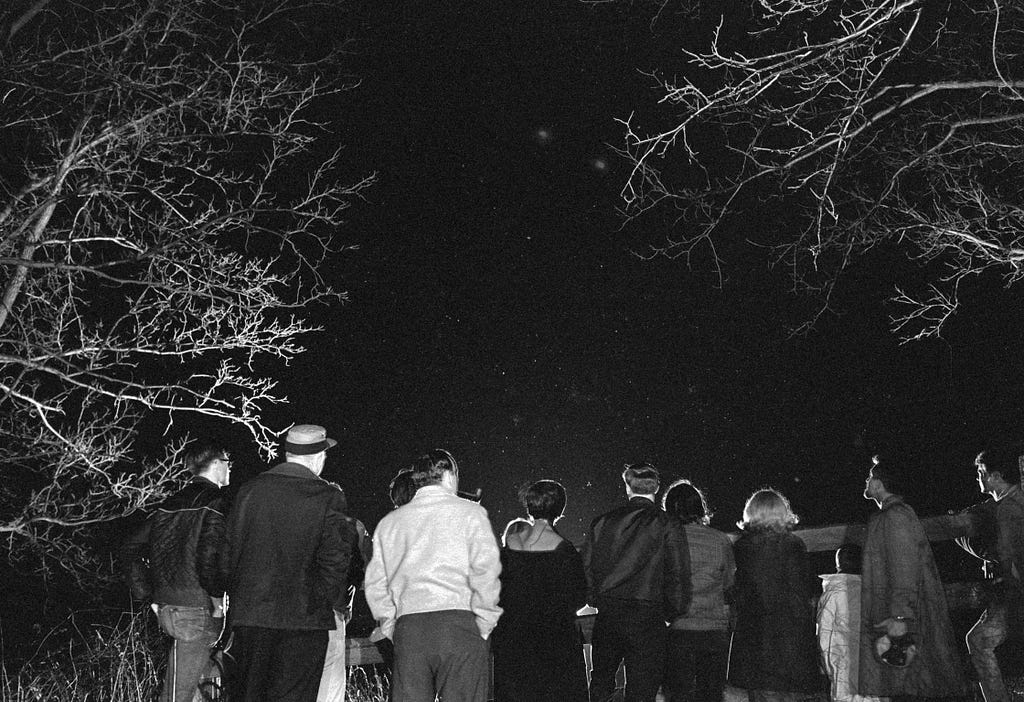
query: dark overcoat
[
  {"left": 222, "top": 462, "right": 353, "bottom": 630},
  {"left": 727, "top": 529, "right": 822, "bottom": 693},
  {"left": 858, "top": 495, "right": 970, "bottom": 696}
]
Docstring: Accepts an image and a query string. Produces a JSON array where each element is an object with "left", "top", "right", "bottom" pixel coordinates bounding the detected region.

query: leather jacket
[
  {"left": 583, "top": 496, "right": 691, "bottom": 619},
  {"left": 123, "top": 476, "right": 227, "bottom": 607}
]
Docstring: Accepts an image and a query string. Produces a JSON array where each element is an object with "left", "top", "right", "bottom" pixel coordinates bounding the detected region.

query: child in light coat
[{"left": 817, "top": 544, "right": 888, "bottom": 702}]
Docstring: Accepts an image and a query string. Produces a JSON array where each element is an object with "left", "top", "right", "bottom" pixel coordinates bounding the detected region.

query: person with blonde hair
[{"left": 727, "top": 489, "right": 821, "bottom": 701}]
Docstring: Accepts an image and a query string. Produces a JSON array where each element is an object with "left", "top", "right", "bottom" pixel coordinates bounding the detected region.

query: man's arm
[
  {"left": 466, "top": 506, "right": 502, "bottom": 639},
  {"left": 313, "top": 491, "right": 352, "bottom": 612},
  {"left": 195, "top": 498, "right": 227, "bottom": 602},
  {"left": 996, "top": 495, "right": 1024, "bottom": 584},
  {"left": 880, "top": 505, "right": 924, "bottom": 632},
  {"left": 363, "top": 527, "right": 397, "bottom": 639}
]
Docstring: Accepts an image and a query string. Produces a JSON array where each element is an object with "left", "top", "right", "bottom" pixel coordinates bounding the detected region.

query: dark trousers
[
  {"left": 662, "top": 629, "right": 729, "bottom": 702},
  {"left": 230, "top": 625, "right": 328, "bottom": 702},
  {"left": 392, "top": 610, "right": 490, "bottom": 702},
  {"left": 589, "top": 604, "right": 666, "bottom": 702}
]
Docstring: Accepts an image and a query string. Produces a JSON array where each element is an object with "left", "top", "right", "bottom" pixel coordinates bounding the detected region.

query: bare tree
[
  {"left": 0, "top": 0, "right": 373, "bottom": 580},
  {"left": 621, "top": 0, "right": 1024, "bottom": 339}
]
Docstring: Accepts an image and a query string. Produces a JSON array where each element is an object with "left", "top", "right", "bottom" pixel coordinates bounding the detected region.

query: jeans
[
  {"left": 967, "top": 602, "right": 1011, "bottom": 702},
  {"left": 156, "top": 604, "right": 223, "bottom": 702},
  {"left": 316, "top": 612, "right": 346, "bottom": 702}
]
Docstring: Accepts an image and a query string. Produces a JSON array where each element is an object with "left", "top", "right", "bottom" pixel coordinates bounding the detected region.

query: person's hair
[
  {"left": 185, "top": 441, "right": 228, "bottom": 477},
  {"left": 661, "top": 479, "right": 712, "bottom": 525},
  {"left": 519, "top": 480, "right": 566, "bottom": 523},
  {"left": 869, "top": 455, "right": 907, "bottom": 496},
  {"left": 976, "top": 447, "right": 1022, "bottom": 485},
  {"left": 622, "top": 462, "right": 660, "bottom": 495},
  {"left": 408, "top": 448, "right": 459, "bottom": 490},
  {"left": 738, "top": 488, "right": 799, "bottom": 532},
  {"left": 389, "top": 469, "right": 417, "bottom": 508},
  {"left": 835, "top": 543, "right": 862, "bottom": 575}
]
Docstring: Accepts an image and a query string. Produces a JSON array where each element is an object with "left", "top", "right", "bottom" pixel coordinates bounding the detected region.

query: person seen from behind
[
  {"left": 583, "top": 462, "right": 691, "bottom": 702},
  {"left": 727, "top": 488, "right": 821, "bottom": 701},
  {"left": 492, "top": 479, "right": 589, "bottom": 702},
  {"left": 122, "top": 441, "right": 232, "bottom": 702},
  {"left": 364, "top": 449, "right": 502, "bottom": 702},
  {"left": 660, "top": 479, "right": 734, "bottom": 702}
]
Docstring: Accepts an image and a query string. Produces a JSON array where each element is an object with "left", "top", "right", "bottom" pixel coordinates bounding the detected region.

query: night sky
[{"left": 249, "top": 2, "right": 1024, "bottom": 548}]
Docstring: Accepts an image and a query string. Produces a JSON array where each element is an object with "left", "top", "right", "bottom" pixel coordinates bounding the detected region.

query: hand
[
  {"left": 150, "top": 603, "right": 159, "bottom": 616},
  {"left": 875, "top": 617, "right": 909, "bottom": 638}
]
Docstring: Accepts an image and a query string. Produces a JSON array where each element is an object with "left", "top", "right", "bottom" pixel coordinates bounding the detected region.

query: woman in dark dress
[
  {"left": 728, "top": 488, "right": 822, "bottom": 702},
  {"left": 491, "top": 480, "right": 589, "bottom": 702}
]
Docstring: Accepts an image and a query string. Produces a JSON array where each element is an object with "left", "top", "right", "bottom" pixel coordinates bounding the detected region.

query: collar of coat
[
  {"left": 267, "top": 461, "right": 321, "bottom": 479},
  {"left": 880, "top": 494, "right": 905, "bottom": 510}
]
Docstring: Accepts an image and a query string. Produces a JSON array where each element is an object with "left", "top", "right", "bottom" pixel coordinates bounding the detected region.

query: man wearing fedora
[{"left": 222, "top": 424, "right": 355, "bottom": 702}]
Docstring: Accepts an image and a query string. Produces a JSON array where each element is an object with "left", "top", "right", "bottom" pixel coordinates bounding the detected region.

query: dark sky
[{"left": 263, "top": 1, "right": 1024, "bottom": 546}]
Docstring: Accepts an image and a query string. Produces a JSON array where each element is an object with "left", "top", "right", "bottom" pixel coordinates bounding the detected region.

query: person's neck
[{"left": 627, "top": 492, "right": 655, "bottom": 503}]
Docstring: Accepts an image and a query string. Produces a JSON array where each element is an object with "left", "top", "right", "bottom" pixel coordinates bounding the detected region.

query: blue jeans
[{"left": 156, "top": 604, "right": 223, "bottom": 702}]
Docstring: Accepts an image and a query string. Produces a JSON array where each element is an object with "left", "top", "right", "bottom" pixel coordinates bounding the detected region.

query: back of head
[
  {"left": 739, "top": 488, "right": 798, "bottom": 532},
  {"left": 622, "top": 462, "right": 660, "bottom": 496},
  {"left": 519, "top": 479, "right": 566, "bottom": 523},
  {"left": 870, "top": 455, "right": 907, "bottom": 496},
  {"left": 976, "top": 446, "right": 1023, "bottom": 485},
  {"left": 408, "top": 448, "right": 459, "bottom": 490},
  {"left": 185, "top": 441, "right": 227, "bottom": 478},
  {"left": 662, "top": 479, "right": 711, "bottom": 525},
  {"left": 389, "top": 469, "right": 417, "bottom": 508},
  {"left": 835, "top": 543, "right": 862, "bottom": 574}
]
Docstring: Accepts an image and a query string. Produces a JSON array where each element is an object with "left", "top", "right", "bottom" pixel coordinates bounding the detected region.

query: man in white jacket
[{"left": 364, "top": 449, "right": 502, "bottom": 702}]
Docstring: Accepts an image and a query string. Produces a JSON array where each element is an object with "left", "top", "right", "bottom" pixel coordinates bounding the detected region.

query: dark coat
[
  {"left": 122, "top": 476, "right": 227, "bottom": 607},
  {"left": 728, "top": 529, "right": 822, "bottom": 693},
  {"left": 583, "top": 496, "right": 691, "bottom": 619},
  {"left": 858, "top": 496, "right": 970, "bottom": 696},
  {"left": 222, "top": 462, "right": 353, "bottom": 630}
]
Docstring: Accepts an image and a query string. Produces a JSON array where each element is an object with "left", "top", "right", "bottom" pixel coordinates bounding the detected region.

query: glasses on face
[{"left": 218, "top": 456, "right": 232, "bottom": 466}]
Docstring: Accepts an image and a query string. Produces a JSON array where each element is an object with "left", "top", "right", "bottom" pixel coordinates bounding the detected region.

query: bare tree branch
[
  {"left": 0, "top": 0, "right": 374, "bottom": 581},
  {"left": 620, "top": 0, "right": 1024, "bottom": 339}
]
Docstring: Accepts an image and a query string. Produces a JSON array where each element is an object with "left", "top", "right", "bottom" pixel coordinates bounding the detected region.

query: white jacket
[
  {"left": 817, "top": 573, "right": 887, "bottom": 702},
  {"left": 364, "top": 485, "right": 502, "bottom": 639}
]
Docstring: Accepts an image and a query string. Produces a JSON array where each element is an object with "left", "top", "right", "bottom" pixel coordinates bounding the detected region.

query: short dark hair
[
  {"left": 662, "top": 479, "right": 711, "bottom": 525},
  {"left": 184, "top": 441, "right": 228, "bottom": 477},
  {"left": 836, "top": 543, "right": 862, "bottom": 574},
  {"left": 408, "top": 448, "right": 459, "bottom": 490},
  {"left": 976, "top": 447, "right": 1023, "bottom": 485},
  {"left": 622, "top": 462, "right": 660, "bottom": 495},
  {"left": 519, "top": 480, "right": 566, "bottom": 523},
  {"left": 869, "top": 455, "right": 906, "bottom": 496},
  {"left": 389, "top": 469, "right": 416, "bottom": 508}
]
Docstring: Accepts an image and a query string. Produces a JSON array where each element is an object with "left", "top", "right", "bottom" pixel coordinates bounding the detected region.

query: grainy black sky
[{"left": 266, "top": 1, "right": 1024, "bottom": 546}]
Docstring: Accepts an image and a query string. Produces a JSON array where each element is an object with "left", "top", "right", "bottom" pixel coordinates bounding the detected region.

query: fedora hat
[{"left": 283, "top": 424, "right": 337, "bottom": 455}]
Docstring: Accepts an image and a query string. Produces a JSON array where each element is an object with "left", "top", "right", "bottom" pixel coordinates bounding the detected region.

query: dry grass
[{"left": 0, "top": 609, "right": 390, "bottom": 702}]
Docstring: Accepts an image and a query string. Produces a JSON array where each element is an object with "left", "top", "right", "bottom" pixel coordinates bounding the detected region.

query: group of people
[{"left": 123, "top": 424, "right": 1024, "bottom": 702}]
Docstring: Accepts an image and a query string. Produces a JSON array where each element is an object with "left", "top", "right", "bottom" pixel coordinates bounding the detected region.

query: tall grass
[
  {"left": 1, "top": 609, "right": 391, "bottom": 702},
  {"left": 1, "top": 609, "right": 161, "bottom": 701}
]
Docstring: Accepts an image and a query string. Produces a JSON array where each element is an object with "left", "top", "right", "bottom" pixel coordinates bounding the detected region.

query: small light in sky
[
  {"left": 534, "top": 128, "right": 553, "bottom": 145},
  {"left": 589, "top": 157, "right": 608, "bottom": 172}
]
